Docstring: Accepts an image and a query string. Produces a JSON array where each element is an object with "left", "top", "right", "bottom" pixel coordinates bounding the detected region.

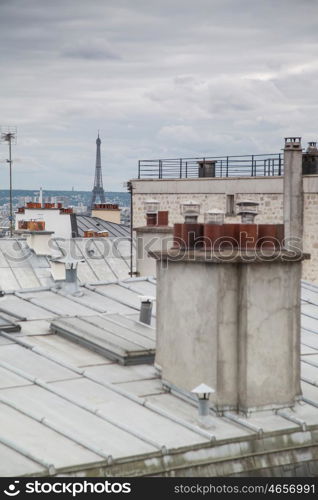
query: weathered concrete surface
[
  {"left": 238, "top": 262, "right": 302, "bottom": 410},
  {"left": 156, "top": 262, "right": 238, "bottom": 409},
  {"left": 154, "top": 251, "right": 305, "bottom": 412},
  {"left": 283, "top": 143, "right": 303, "bottom": 251}
]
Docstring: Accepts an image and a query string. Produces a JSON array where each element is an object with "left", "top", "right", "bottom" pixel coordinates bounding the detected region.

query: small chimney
[
  {"left": 144, "top": 199, "right": 160, "bottom": 226},
  {"left": 63, "top": 259, "right": 82, "bottom": 296},
  {"left": 283, "top": 137, "right": 303, "bottom": 251},
  {"left": 204, "top": 208, "right": 224, "bottom": 225},
  {"left": 91, "top": 203, "right": 121, "bottom": 224},
  {"left": 306, "top": 141, "right": 317, "bottom": 153},
  {"left": 157, "top": 211, "right": 169, "bottom": 226},
  {"left": 302, "top": 141, "right": 318, "bottom": 175},
  {"left": 180, "top": 200, "right": 200, "bottom": 223},
  {"left": 197, "top": 160, "right": 216, "bottom": 178},
  {"left": 192, "top": 383, "right": 215, "bottom": 427},
  {"left": 236, "top": 200, "right": 259, "bottom": 224},
  {"left": 139, "top": 296, "right": 154, "bottom": 325}
]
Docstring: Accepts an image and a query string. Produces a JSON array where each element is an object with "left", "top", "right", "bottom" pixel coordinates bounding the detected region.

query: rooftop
[
  {"left": 0, "top": 237, "right": 134, "bottom": 291},
  {"left": 73, "top": 215, "right": 130, "bottom": 239},
  {"left": 0, "top": 278, "right": 318, "bottom": 477}
]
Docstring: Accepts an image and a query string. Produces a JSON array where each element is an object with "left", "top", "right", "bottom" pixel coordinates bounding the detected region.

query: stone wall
[
  {"left": 131, "top": 176, "right": 318, "bottom": 283},
  {"left": 133, "top": 192, "right": 284, "bottom": 226}
]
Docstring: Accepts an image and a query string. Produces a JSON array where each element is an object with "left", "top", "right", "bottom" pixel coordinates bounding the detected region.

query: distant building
[{"left": 15, "top": 203, "right": 129, "bottom": 240}]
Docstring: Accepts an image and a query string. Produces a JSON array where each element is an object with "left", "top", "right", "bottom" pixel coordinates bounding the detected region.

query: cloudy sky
[{"left": 0, "top": 0, "right": 317, "bottom": 191}]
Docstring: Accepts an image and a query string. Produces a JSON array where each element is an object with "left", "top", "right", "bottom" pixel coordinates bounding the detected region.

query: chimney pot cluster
[
  {"left": 83, "top": 230, "right": 109, "bottom": 238},
  {"left": 60, "top": 208, "right": 73, "bottom": 214},
  {"left": 173, "top": 200, "right": 283, "bottom": 250},
  {"left": 26, "top": 202, "right": 42, "bottom": 209},
  {"left": 25, "top": 202, "right": 65, "bottom": 210},
  {"left": 18, "top": 219, "right": 46, "bottom": 231}
]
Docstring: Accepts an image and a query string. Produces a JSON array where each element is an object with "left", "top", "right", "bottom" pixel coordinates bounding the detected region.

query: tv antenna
[{"left": 0, "top": 126, "right": 17, "bottom": 237}]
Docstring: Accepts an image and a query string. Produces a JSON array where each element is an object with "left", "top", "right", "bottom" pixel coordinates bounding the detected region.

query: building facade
[{"left": 131, "top": 175, "right": 318, "bottom": 283}]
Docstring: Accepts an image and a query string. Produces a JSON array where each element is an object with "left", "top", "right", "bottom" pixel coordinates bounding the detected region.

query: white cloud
[{"left": 157, "top": 125, "right": 200, "bottom": 143}]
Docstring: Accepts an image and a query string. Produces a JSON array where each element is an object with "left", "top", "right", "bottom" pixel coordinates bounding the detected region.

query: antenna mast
[{"left": 0, "top": 126, "right": 17, "bottom": 237}]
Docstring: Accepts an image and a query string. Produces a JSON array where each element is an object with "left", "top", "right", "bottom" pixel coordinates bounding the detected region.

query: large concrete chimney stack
[
  {"left": 283, "top": 137, "right": 303, "bottom": 251},
  {"left": 152, "top": 197, "right": 309, "bottom": 414}
]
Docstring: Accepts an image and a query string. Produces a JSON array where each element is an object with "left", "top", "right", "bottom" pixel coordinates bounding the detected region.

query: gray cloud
[
  {"left": 0, "top": 0, "right": 317, "bottom": 190},
  {"left": 61, "top": 39, "right": 121, "bottom": 60}
]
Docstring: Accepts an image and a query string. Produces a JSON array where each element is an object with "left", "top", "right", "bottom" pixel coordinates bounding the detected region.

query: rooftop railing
[{"left": 138, "top": 153, "right": 283, "bottom": 179}]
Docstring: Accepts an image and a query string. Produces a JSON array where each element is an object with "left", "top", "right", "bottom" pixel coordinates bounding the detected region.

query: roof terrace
[{"left": 138, "top": 153, "right": 283, "bottom": 179}]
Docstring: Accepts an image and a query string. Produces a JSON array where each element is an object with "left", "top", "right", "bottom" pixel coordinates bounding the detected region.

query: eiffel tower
[{"left": 90, "top": 132, "right": 106, "bottom": 210}]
